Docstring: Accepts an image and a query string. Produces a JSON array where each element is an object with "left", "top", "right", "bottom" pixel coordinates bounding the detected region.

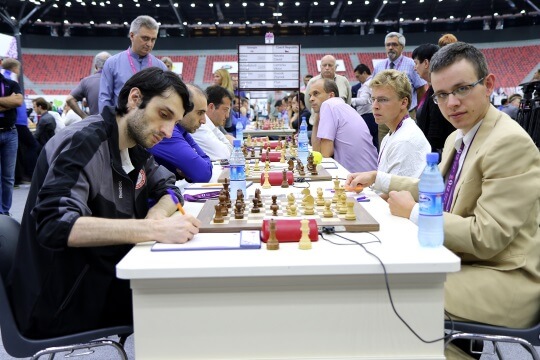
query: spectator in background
[
  {"left": 412, "top": 43, "right": 455, "bottom": 153},
  {"left": 290, "top": 92, "right": 311, "bottom": 132},
  {"left": 231, "top": 73, "right": 246, "bottom": 99},
  {"left": 438, "top": 33, "right": 458, "bottom": 47},
  {"left": 0, "top": 67, "right": 23, "bottom": 215},
  {"left": 149, "top": 84, "right": 212, "bottom": 183},
  {"left": 213, "top": 68, "right": 234, "bottom": 132},
  {"left": 501, "top": 93, "right": 522, "bottom": 120},
  {"left": 351, "top": 64, "right": 367, "bottom": 98},
  {"left": 62, "top": 102, "right": 82, "bottom": 126},
  {"left": 532, "top": 69, "right": 540, "bottom": 81},
  {"left": 300, "top": 74, "right": 313, "bottom": 92},
  {"left": 67, "top": 51, "right": 111, "bottom": 118},
  {"left": 497, "top": 98, "right": 508, "bottom": 110},
  {"left": 32, "top": 97, "right": 56, "bottom": 148},
  {"left": 161, "top": 56, "right": 173, "bottom": 71},
  {"left": 230, "top": 95, "right": 248, "bottom": 138},
  {"left": 351, "top": 63, "right": 378, "bottom": 149},
  {"left": 373, "top": 32, "right": 427, "bottom": 145},
  {"left": 99, "top": 15, "right": 168, "bottom": 111},
  {"left": 305, "top": 55, "right": 352, "bottom": 126}
]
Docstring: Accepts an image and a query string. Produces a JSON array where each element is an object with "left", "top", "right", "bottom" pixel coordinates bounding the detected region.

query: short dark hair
[
  {"left": 412, "top": 44, "right": 440, "bottom": 63},
  {"left": 274, "top": 99, "right": 283, "bottom": 108},
  {"left": 354, "top": 64, "right": 371, "bottom": 75},
  {"left": 298, "top": 92, "right": 306, "bottom": 108},
  {"left": 430, "top": 42, "right": 489, "bottom": 80},
  {"left": 32, "top": 97, "right": 48, "bottom": 110},
  {"left": 116, "top": 67, "right": 192, "bottom": 117},
  {"left": 205, "top": 85, "right": 233, "bottom": 107}
]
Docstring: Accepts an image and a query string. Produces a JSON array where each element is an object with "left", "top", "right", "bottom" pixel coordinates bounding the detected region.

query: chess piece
[
  {"left": 271, "top": 195, "right": 279, "bottom": 216},
  {"left": 316, "top": 187, "right": 325, "bottom": 206},
  {"left": 219, "top": 191, "right": 229, "bottom": 216},
  {"left": 254, "top": 160, "right": 261, "bottom": 172},
  {"left": 290, "top": 204, "right": 298, "bottom": 216},
  {"left": 298, "top": 218, "right": 312, "bottom": 250},
  {"left": 251, "top": 198, "right": 260, "bottom": 213},
  {"left": 250, "top": 148, "right": 255, "bottom": 158},
  {"left": 332, "top": 177, "right": 340, "bottom": 204},
  {"left": 301, "top": 188, "right": 311, "bottom": 204},
  {"left": 246, "top": 134, "right": 252, "bottom": 147},
  {"left": 223, "top": 178, "right": 232, "bottom": 208},
  {"left": 338, "top": 193, "right": 347, "bottom": 214},
  {"left": 298, "top": 166, "right": 306, "bottom": 177},
  {"left": 213, "top": 204, "right": 224, "bottom": 223},
  {"left": 234, "top": 201, "right": 244, "bottom": 219},
  {"left": 303, "top": 196, "right": 315, "bottom": 215},
  {"left": 288, "top": 158, "right": 294, "bottom": 171},
  {"left": 307, "top": 154, "right": 318, "bottom": 175},
  {"left": 323, "top": 200, "right": 334, "bottom": 218},
  {"left": 266, "top": 219, "right": 279, "bottom": 250},
  {"left": 242, "top": 145, "right": 248, "bottom": 157},
  {"left": 280, "top": 148, "right": 286, "bottom": 163},
  {"left": 262, "top": 171, "right": 272, "bottom": 189},
  {"left": 245, "top": 161, "right": 251, "bottom": 176},
  {"left": 264, "top": 160, "right": 270, "bottom": 172},
  {"left": 345, "top": 201, "right": 357, "bottom": 221},
  {"left": 287, "top": 193, "right": 295, "bottom": 206},
  {"left": 281, "top": 169, "right": 289, "bottom": 188}
]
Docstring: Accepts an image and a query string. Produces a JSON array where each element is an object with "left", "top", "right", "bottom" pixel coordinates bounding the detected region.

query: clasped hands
[{"left": 345, "top": 171, "right": 416, "bottom": 219}]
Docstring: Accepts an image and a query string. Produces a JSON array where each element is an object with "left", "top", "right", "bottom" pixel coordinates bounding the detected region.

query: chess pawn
[
  {"left": 246, "top": 134, "right": 252, "bottom": 147},
  {"left": 316, "top": 188, "right": 325, "bottom": 206},
  {"left": 234, "top": 201, "right": 244, "bottom": 219},
  {"left": 251, "top": 198, "right": 260, "bottom": 213},
  {"left": 298, "top": 218, "right": 312, "bottom": 250},
  {"left": 289, "top": 204, "right": 298, "bottom": 216},
  {"left": 345, "top": 201, "right": 357, "bottom": 221},
  {"left": 280, "top": 149, "right": 286, "bottom": 163},
  {"left": 338, "top": 193, "right": 348, "bottom": 214},
  {"left": 254, "top": 160, "right": 260, "bottom": 172},
  {"left": 281, "top": 169, "right": 289, "bottom": 188},
  {"left": 266, "top": 219, "right": 279, "bottom": 250},
  {"left": 323, "top": 200, "right": 334, "bottom": 218},
  {"left": 213, "top": 204, "right": 224, "bottom": 223},
  {"left": 264, "top": 160, "right": 270, "bottom": 172},
  {"left": 262, "top": 171, "right": 272, "bottom": 189},
  {"left": 245, "top": 161, "right": 251, "bottom": 176}
]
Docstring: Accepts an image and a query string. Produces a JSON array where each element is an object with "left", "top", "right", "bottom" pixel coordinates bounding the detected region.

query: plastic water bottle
[
  {"left": 418, "top": 152, "right": 444, "bottom": 247},
  {"left": 235, "top": 121, "right": 243, "bottom": 143},
  {"left": 229, "top": 139, "right": 246, "bottom": 201},
  {"left": 297, "top": 117, "right": 310, "bottom": 166}
]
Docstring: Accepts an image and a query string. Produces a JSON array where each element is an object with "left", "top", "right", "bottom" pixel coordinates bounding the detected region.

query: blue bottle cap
[
  {"left": 426, "top": 152, "right": 439, "bottom": 163},
  {"left": 233, "top": 139, "right": 241, "bottom": 147}
]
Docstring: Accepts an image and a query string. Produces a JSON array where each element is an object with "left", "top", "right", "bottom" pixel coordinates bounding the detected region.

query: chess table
[
  {"left": 117, "top": 160, "right": 461, "bottom": 360},
  {"left": 197, "top": 194, "right": 379, "bottom": 233},
  {"left": 218, "top": 162, "right": 333, "bottom": 183}
]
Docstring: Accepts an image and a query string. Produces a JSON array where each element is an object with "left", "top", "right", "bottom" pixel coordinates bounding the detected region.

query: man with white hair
[
  {"left": 304, "top": 54, "right": 352, "bottom": 125},
  {"left": 373, "top": 32, "right": 427, "bottom": 144},
  {"left": 99, "top": 15, "right": 168, "bottom": 111},
  {"left": 67, "top": 51, "right": 111, "bottom": 118}
]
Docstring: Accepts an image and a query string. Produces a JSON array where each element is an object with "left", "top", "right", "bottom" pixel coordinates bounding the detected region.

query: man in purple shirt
[
  {"left": 309, "top": 78, "right": 377, "bottom": 173},
  {"left": 99, "top": 15, "right": 167, "bottom": 112},
  {"left": 149, "top": 84, "right": 212, "bottom": 183}
]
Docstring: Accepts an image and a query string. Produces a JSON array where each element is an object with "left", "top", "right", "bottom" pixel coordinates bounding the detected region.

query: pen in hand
[{"left": 167, "top": 188, "right": 186, "bottom": 215}]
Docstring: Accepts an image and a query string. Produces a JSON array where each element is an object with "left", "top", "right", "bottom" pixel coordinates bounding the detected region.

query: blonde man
[{"left": 369, "top": 69, "right": 430, "bottom": 178}]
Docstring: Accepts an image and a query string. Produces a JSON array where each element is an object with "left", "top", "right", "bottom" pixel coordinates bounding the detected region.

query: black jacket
[
  {"left": 7, "top": 106, "right": 180, "bottom": 338},
  {"left": 416, "top": 86, "right": 456, "bottom": 152}
]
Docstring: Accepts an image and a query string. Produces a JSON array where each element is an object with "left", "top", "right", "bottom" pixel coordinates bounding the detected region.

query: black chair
[
  {"left": 0, "top": 215, "right": 133, "bottom": 359},
  {"left": 445, "top": 320, "right": 540, "bottom": 359}
]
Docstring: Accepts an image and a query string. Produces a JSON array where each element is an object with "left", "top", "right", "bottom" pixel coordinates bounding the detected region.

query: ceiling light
[
  {"left": 356, "top": 18, "right": 361, "bottom": 22},
  {"left": 245, "top": 21, "right": 250, "bottom": 24},
  {"left": 118, "top": 2, "right": 122, "bottom": 6},
  {"left": 347, "top": 0, "right": 353, "bottom": 4},
  {"left": 225, "top": 2, "right": 230, "bottom": 6},
  {"left": 106, "top": 20, "right": 111, "bottom": 24},
  {"left": 341, "top": 19, "right": 345, "bottom": 22},
  {"left": 53, "top": 3, "right": 58, "bottom": 6},
  {"left": 294, "top": 20, "right": 298, "bottom": 23},
  {"left": 400, "top": 17, "right": 404, "bottom": 21},
  {"left": 313, "top": 1, "right": 318, "bottom": 5},
  {"left": 330, "top": 1, "right": 335, "bottom": 5},
  {"left": 494, "top": 12, "right": 498, "bottom": 16},
  {"left": 279, "top": 1, "right": 284, "bottom": 5},
  {"left": 135, "top": 3, "right": 139, "bottom": 6},
  {"left": 278, "top": 20, "right": 282, "bottom": 24},
  {"left": 229, "top": 21, "right": 233, "bottom": 24},
  {"left": 295, "top": 1, "right": 300, "bottom": 5},
  {"left": 155, "top": 4, "right": 159, "bottom": 7},
  {"left": 449, "top": 15, "right": 454, "bottom": 19},
  {"left": 309, "top": 20, "right": 313, "bottom": 23},
  {"left": 174, "top": 3, "right": 178, "bottom": 6},
  {"left": 432, "top": 16, "right": 437, "bottom": 20},
  {"left": 262, "top": 20, "right": 266, "bottom": 24},
  {"left": 242, "top": 2, "right": 247, "bottom": 6},
  {"left": 215, "top": 21, "right": 219, "bottom": 25},
  {"left": 89, "top": 20, "right": 94, "bottom": 24},
  {"left": 260, "top": 2, "right": 264, "bottom": 6},
  {"left": 123, "top": 21, "right": 128, "bottom": 25},
  {"left": 197, "top": 21, "right": 202, "bottom": 25},
  {"left": 466, "top": 14, "right": 471, "bottom": 18},
  {"left": 365, "top": 0, "right": 369, "bottom": 3},
  {"left": 324, "top": 19, "right": 328, "bottom": 23},
  {"left": 64, "top": 20, "right": 69, "bottom": 24},
  {"left": 209, "top": 3, "right": 213, "bottom": 6},
  {"left": 520, "top": 9, "right": 525, "bottom": 13},
  {"left": 190, "top": 3, "right": 195, "bottom": 7},
  {"left": 374, "top": 18, "right": 379, "bottom": 22},
  {"left": 273, "top": 12, "right": 282, "bottom": 16}
]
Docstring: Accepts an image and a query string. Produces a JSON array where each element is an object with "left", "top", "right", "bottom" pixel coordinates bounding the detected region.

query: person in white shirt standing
[{"left": 191, "top": 85, "right": 234, "bottom": 161}]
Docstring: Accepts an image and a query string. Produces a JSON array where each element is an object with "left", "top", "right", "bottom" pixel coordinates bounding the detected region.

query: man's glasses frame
[{"left": 432, "top": 77, "right": 485, "bottom": 105}]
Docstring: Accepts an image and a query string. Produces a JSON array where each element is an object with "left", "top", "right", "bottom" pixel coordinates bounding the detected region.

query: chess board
[
  {"left": 218, "top": 162, "right": 332, "bottom": 183},
  {"left": 197, "top": 194, "right": 379, "bottom": 233}
]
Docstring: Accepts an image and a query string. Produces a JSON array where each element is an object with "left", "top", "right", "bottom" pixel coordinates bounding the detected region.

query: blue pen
[{"left": 356, "top": 195, "right": 370, "bottom": 202}]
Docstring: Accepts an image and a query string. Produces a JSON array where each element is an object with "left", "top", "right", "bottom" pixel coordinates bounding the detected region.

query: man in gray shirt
[{"left": 67, "top": 51, "right": 111, "bottom": 118}]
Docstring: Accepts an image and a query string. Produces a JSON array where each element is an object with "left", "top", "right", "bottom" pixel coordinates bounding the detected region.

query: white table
[
  {"left": 243, "top": 128, "right": 295, "bottom": 138},
  {"left": 116, "top": 161, "right": 460, "bottom": 360}
]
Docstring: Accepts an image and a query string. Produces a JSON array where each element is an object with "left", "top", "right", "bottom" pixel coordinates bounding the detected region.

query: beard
[
  {"left": 127, "top": 109, "right": 157, "bottom": 149},
  {"left": 387, "top": 51, "right": 398, "bottom": 61}
]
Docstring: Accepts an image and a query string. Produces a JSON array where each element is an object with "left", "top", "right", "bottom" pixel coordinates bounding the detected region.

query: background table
[
  {"left": 242, "top": 127, "right": 295, "bottom": 138},
  {"left": 116, "top": 160, "right": 460, "bottom": 360}
]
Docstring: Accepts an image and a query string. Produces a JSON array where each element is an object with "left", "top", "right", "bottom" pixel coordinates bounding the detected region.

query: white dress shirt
[{"left": 191, "top": 115, "right": 233, "bottom": 161}]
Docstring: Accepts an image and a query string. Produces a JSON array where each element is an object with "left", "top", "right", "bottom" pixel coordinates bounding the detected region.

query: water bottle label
[
  {"left": 418, "top": 192, "right": 443, "bottom": 216},
  {"left": 230, "top": 165, "right": 245, "bottom": 181},
  {"left": 299, "top": 142, "right": 308, "bottom": 152}
]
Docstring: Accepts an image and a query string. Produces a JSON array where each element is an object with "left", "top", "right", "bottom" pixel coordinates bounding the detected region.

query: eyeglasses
[
  {"left": 370, "top": 97, "right": 395, "bottom": 105},
  {"left": 432, "top": 77, "right": 485, "bottom": 105}
]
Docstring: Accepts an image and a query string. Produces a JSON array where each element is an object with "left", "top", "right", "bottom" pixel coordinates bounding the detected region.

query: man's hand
[
  {"left": 155, "top": 213, "right": 201, "bottom": 244},
  {"left": 346, "top": 171, "right": 377, "bottom": 188},
  {"left": 240, "top": 106, "right": 247, "bottom": 116},
  {"left": 388, "top": 190, "right": 416, "bottom": 219}
]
